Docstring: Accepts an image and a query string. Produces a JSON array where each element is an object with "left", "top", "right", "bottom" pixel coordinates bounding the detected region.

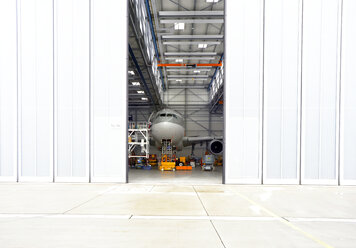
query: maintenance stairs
[{"left": 159, "top": 139, "right": 176, "bottom": 171}]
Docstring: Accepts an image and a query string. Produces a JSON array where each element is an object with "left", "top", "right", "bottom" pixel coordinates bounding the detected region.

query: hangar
[
  {"left": 1, "top": 0, "right": 356, "bottom": 247},
  {"left": 1, "top": 0, "right": 355, "bottom": 185}
]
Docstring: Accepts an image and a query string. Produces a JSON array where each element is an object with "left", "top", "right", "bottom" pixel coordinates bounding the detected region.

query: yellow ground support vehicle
[
  {"left": 159, "top": 154, "right": 176, "bottom": 171},
  {"left": 214, "top": 155, "right": 223, "bottom": 166},
  {"left": 178, "top": 157, "right": 186, "bottom": 166},
  {"left": 148, "top": 154, "right": 158, "bottom": 166}
]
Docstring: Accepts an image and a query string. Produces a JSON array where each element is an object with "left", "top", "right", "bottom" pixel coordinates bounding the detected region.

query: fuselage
[{"left": 150, "top": 109, "right": 185, "bottom": 150}]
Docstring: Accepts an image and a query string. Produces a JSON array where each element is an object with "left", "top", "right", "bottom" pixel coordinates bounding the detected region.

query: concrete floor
[
  {"left": 129, "top": 166, "right": 223, "bottom": 184},
  {"left": 0, "top": 184, "right": 356, "bottom": 247}
]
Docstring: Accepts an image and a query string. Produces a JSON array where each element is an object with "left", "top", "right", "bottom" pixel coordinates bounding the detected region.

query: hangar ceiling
[
  {"left": 152, "top": 0, "right": 224, "bottom": 89},
  {"left": 128, "top": 0, "right": 224, "bottom": 108}
]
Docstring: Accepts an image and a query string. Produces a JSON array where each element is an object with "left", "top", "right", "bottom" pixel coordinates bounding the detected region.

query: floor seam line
[
  {"left": 233, "top": 190, "right": 335, "bottom": 248},
  {"left": 62, "top": 186, "right": 118, "bottom": 214},
  {"left": 193, "top": 186, "right": 227, "bottom": 248}
]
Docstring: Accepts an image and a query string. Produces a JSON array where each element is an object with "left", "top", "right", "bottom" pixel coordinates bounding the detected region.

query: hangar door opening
[{"left": 127, "top": 0, "right": 225, "bottom": 184}]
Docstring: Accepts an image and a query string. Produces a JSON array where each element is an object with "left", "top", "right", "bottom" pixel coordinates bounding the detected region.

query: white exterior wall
[
  {"left": 54, "top": 0, "right": 90, "bottom": 182},
  {"left": 340, "top": 0, "right": 356, "bottom": 185},
  {"left": 263, "top": 0, "right": 301, "bottom": 184},
  {"left": 18, "top": 0, "right": 54, "bottom": 181},
  {"left": 225, "top": 0, "right": 264, "bottom": 184},
  {"left": 301, "top": 0, "right": 341, "bottom": 185},
  {"left": 0, "top": 1, "right": 17, "bottom": 182},
  {"left": 226, "top": 0, "right": 354, "bottom": 185},
  {"left": 1, "top": 0, "right": 356, "bottom": 185},
  {"left": 0, "top": 0, "right": 127, "bottom": 183}
]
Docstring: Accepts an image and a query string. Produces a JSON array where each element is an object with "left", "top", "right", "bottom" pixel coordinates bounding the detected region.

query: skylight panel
[{"left": 174, "top": 23, "right": 185, "bottom": 30}]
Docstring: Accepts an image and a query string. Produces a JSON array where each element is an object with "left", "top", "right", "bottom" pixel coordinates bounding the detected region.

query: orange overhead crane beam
[{"left": 157, "top": 62, "right": 222, "bottom": 67}]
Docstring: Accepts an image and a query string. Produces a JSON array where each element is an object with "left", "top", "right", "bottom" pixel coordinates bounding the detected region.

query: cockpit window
[
  {"left": 166, "top": 114, "right": 173, "bottom": 117},
  {"left": 160, "top": 114, "right": 166, "bottom": 117}
]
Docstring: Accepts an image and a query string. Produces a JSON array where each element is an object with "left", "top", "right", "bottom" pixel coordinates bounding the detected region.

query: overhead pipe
[
  {"left": 128, "top": 45, "right": 156, "bottom": 109},
  {"left": 145, "top": 0, "right": 166, "bottom": 91}
]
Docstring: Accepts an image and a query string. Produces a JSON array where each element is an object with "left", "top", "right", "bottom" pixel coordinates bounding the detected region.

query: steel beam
[
  {"left": 164, "top": 52, "right": 217, "bottom": 56},
  {"left": 159, "top": 11, "right": 224, "bottom": 17},
  {"left": 162, "top": 35, "right": 224, "bottom": 40},
  {"left": 167, "top": 78, "right": 209, "bottom": 81},
  {"left": 160, "top": 19, "right": 223, "bottom": 24},
  {"left": 167, "top": 75, "right": 209, "bottom": 78},
  {"left": 166, "top": 68, "right": 211, "bottom": 72},
  {"left": 165, "top": 57, "right": 216, "bottom": 60},
  {"left": 163, "top": 41, "right": 221, "bottom": 45}
]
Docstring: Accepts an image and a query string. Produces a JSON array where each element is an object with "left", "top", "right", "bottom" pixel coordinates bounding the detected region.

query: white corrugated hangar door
[
  {"left": 225, "top": 0, "right": 356, "bottom": 185},
  {"left": 0, "top": 0, "right": 127, "bottom": 183}
]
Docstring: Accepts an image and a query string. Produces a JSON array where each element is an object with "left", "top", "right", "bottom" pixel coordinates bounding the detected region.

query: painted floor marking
[{"left": 233, "top": 190, "right": 335, "bottom": 248}]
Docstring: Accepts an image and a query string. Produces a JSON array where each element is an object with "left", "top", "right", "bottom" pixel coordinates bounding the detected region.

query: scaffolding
[
  {"left": 128, "top": 122, "right": 150, "bottom": 159},
  {"left": 159, "top": 139, "right": 176, "bottom": 171},
  {"left": 161, "top": 139, "right": 173, "bottom": 161}
]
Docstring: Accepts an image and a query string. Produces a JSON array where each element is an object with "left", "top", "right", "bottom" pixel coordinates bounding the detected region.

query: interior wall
[
  {"left": 164, "top": 88, "right": 224, "bottom": 158},
  {"left": 129, "top": 93, "right": 224, "bottom": 159},
  {"left": 0, "top": 0, "right": 127, "bottom": 183}
]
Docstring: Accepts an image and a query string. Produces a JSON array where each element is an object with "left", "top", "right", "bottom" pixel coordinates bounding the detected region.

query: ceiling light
[
  {"left": 128, "top": 70, "right": 135, "bottom": 75},
  {"left": 131, "top": 82, "right": 140, "bottom": 86},
  {"left": 141, "top": 97, "right": 148, "bottom": 101},
  {"left": 194, "top": 70, "right": 200, "bottom": 73},
  {"left": 198, "top": 43, "right": 208, "bottom": 49},
  {"left": 175, "top": 59, "right": 183, "bottom": 62},
  {"left": 176, "top": 80, "right": 182, "bottom": 82},
  {"left": 174, "top": 23, "right": 185, "bottom": 30},
  {"left": 206, "top": 0, "right": 219, "bottom": 3},
  {"left": 137, "top": 90, "right": 144, "bottom": 94}
]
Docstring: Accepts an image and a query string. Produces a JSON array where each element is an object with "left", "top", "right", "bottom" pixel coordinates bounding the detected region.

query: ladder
[
  {"left": 159, "top": 139, "right": 176, "bottom": 171},
  {"left": 161, "top": 139, "right": 172, "bottom": 161}
]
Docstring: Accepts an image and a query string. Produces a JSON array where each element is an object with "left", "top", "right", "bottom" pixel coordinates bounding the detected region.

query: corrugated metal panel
[
  {"left": 263, "top": 0, "right": 301, "bottom": 184},
  {"left": 0, "top": 1, "right": 17, "bottom": 182},
  {"left": 54, "top": 0, "right": 90, "bottom": 182},
  {"left": 90, "top": 0, "right": 127, "bottom": 182},
  {"left": 18, "top": 0, "right": 54, "bottom": 181},
  {"left": 225, "top": 0, "right": 264, "bottom": 184},
  {"left": 340, "top": 0, "right": 356, "bottom": 185},
  {"left": 301, "top": 0, "right": 341, "bottom": 185}
]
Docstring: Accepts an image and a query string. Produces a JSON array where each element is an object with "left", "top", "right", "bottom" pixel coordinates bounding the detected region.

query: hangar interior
[{"left": 128, "top": 0, "right": 225, "bottom": 183}]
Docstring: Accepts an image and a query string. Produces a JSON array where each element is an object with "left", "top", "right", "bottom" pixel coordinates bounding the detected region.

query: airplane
[{"left": 148, "top": 108, "right": 223, "bottom": 155}]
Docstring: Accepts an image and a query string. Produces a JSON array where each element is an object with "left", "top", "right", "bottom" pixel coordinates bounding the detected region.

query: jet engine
[{"left": 208, "top": 140, "right": 223, "bottom": 155}]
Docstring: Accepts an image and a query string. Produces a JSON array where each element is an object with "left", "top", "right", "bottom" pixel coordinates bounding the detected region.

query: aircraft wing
[{"left": 182, "top": 136, "right": 223, "bottom": 147}]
